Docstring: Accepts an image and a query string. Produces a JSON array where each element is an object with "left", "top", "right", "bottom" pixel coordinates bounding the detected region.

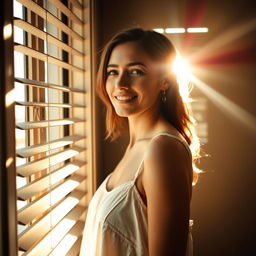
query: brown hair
[{"left": 97, "top": 28, "right": 200, "bottom": 184}]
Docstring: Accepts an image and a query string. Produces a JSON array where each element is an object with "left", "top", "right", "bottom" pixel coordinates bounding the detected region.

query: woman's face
[{"left": 106, "top": 41, "right": 167, "bottom": 118}]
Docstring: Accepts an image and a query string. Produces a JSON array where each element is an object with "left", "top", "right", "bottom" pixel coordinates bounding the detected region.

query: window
[{"left": 13, "top": 0, "right": 94, "bottom": 254}]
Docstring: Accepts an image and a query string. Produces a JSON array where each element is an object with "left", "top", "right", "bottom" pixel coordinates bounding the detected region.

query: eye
[
  {"left": 107, "top": 69, "right": 118, "bottom": 76},
  {"left": 130, "top": 69, "right": 145, "bottom": 75}
]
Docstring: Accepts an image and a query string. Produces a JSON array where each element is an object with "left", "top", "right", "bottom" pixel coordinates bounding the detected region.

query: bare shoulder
[
  {"left": 145, "top": 133, "right": 192, "bottom": 164},
  {"left": 142, "top": 134, "right": 193, "bottom": 199}
]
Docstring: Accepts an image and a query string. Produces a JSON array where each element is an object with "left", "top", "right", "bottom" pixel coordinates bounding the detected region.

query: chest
[
  {"left": 106, "top": 143, "right": 148, "bottom": 204},
  {"left": 107, "top": 144, "right": 146, "bottom": 190}
]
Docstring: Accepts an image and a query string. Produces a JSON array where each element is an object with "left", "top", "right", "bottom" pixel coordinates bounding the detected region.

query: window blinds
[{"left": 13, "top": 0, "right": 92, "bottom": 255}]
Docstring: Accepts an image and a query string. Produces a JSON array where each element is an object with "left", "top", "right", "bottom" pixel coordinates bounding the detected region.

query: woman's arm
[{"left": 142, "top": 136, "right": 193, "bottom": 256}]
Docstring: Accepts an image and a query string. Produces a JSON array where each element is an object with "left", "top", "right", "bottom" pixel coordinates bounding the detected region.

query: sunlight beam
[
  {"left": 190, "top": 18, "right": 256, "bottom": 63},
  {"left": 190, "top": 74, "right": 256, "bottom": 133}
]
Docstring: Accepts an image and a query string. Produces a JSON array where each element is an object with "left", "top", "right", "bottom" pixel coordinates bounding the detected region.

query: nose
[{"left": 116, "top": 71, "right": 130, "bottom": 89}]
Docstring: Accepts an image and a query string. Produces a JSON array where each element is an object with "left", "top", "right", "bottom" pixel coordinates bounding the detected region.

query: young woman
[{"left": 80, "top": 28, "right": 200, "bottom": 256}]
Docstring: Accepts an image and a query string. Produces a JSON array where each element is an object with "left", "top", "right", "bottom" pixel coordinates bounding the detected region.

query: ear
[{"left": 160, "top": 79, "right": 169, "bottom": 91}]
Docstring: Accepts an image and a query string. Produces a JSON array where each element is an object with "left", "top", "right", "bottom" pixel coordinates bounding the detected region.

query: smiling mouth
[{"left": 114, "top": 95, "right": 137, "bottom": 103}]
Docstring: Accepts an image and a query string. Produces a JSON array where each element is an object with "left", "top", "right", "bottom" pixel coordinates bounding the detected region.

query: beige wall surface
[{"left": 93, "top": 0, "right": 256, "bottom": 255}]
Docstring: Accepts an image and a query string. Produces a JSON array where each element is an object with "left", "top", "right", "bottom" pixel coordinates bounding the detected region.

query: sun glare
[{"left": 172, "top": 55, "right": 191, "bottom": 102}]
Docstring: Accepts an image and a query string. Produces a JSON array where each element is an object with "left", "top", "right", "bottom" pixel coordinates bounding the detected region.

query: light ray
[
  {"left": 190, "top": 18, "right": 256, "bottom": 63},
  {"left": 190, "top": 74, "right": 256, "bottom": 133},
  {"left": 191, "top": 66, "right": 253, "bottom": 87}
]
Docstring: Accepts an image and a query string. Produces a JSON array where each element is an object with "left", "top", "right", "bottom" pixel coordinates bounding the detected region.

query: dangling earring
[{"left": 161, "top": 90, "right": 167, "bottom": 103}]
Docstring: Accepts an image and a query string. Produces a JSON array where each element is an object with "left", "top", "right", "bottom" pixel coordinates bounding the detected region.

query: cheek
[
  {"left": 105, "top": 81, "right": 116, "bottom": 106},
  {"left": 105, "top": 81, "right": 112, "bottom": 97}
]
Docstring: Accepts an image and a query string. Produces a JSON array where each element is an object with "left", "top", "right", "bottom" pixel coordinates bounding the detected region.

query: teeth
[{"left": 115, "top": 96, "right": 135, "bottom": 101}]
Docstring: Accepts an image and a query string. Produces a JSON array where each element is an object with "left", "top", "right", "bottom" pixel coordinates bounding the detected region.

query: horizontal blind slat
[
  {"left": 24, "top": 207, "right": 85, "bottom": 256},
  {"left": 17, "top": 160, "right": 86, "bottom": 200},
  {"left": 17, "top": 146, "right": 85, "bottom": 177},
  {"left": 16, "top": 0, "right": 84, "bottom": 41},
  {"left": 48, "top": 0, "right": 83, "bottom": 26},
  {"left": 16, "top": 101, "right": 85, "bottom": 109},
  {"left": 46, "top": 6, "right": 84, "bottom": 41},
  {"left": 16, "top": 118, "right": 84, "bottom": 130},
  {"left": 18, "top": 193, "right": 85, "bottom": 251},
  {"left": 18, "top": 175, "right": 86, "bottom": 224},
  {"left": 51, "top": 220, "right": 84, "bottom": 256},
  {"left": 66, "top": 237, "right": 82, "bottom": 256},
  {"left": 14, "top": 44, "right": 85, "bottom": 73},
  {"left": 70, "top": 0, "right": 83, "bottom": 9},
  {"left": 15, "top": 77, "right": 86, "bottom": 94},
  {"left": 16, "top": 135, "right": 85, "bottom": 158},
  {"left": 14, "top": 18, "right": 84, "bottom": 57}
]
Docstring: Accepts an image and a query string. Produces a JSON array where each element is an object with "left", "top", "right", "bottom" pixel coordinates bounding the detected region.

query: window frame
[{"left": 1, "top": 0, "right": 96, "bottom": 255}]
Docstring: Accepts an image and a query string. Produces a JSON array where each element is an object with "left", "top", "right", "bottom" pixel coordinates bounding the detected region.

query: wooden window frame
[{"left": 1, "top": 0, "right": 96, "bottom": 255}]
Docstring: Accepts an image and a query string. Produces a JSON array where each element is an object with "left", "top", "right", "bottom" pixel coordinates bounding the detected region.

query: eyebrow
[{"left": 107, "top": 62, "right": 147, "bottom": 68}]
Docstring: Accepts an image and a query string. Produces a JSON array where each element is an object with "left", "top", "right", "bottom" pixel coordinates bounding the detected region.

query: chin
[
  {"left": 115, "top": 112, "right": 130, "bottom": 117},
  {"left": 115, "top": 109, "right": 135, "bottom": 117}
]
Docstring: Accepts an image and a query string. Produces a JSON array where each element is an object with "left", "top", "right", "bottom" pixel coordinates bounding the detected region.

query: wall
[{"left": 94, "top": 0, "right": 256, "bottom": 255}]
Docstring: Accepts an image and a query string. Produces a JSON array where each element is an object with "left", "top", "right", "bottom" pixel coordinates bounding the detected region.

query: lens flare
[{"left": 172, "top": 55, "right": 191, "bottom": 102}]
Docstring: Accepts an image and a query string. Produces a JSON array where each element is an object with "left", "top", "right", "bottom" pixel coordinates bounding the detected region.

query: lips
[{"left": 114, "top": 94, "right": 137, "bottom": 103}]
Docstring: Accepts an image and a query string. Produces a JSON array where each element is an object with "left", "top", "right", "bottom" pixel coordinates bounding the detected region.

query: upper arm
[{"left": 142, "top": 137, "right": 193, "bottom": 256}]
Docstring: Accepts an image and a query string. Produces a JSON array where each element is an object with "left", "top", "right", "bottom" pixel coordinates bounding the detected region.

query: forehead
[{"left": 108, "top": 41, "right": 154, "bottom": 66}]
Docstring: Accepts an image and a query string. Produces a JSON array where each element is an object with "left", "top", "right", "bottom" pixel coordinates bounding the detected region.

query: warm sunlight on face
[{"left": 172, "top": 55, "right": 191, "bottom": 102}]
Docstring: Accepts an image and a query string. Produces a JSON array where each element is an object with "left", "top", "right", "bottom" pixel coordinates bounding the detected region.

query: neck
[{"left": 127, "top": 107, "right": 164, "bottom": 148}]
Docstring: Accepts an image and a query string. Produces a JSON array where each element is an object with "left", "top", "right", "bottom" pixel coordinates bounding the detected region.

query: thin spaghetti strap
[
  {"left": 133, "top": 156, "right": 145, "bottom": 181},
  {"left": 133, "top": 132, "right": 192, "bottom": 181}
]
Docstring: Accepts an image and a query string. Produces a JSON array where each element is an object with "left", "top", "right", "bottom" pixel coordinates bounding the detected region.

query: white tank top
[{"left": 79, "top": 133, "right": 194, "bottom": 256}]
